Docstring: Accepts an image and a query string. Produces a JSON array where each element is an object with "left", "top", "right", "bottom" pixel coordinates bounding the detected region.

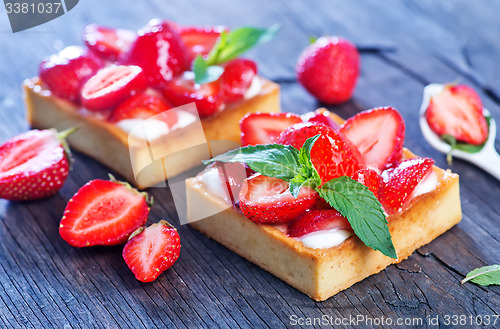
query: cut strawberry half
[
  {"left": 239, "top": 112, "right": 302, "bottom": 146},
  {"left": 162, "top": 73, "right": 221, "bottom": 117},
  {"left": 122, "top": 20, "right": 187, "bottom": 86},
  {"left": 108, "top": 93, "right": 177, "bottom": 126},
  {"left": 59, "top": 178, "right": 151, "bottom": 247},
  {"left": 83, "top": 24, "right": 136, "bottom": 61},
  {"left": 352, "top": 168, "right": 381, "bottom": 197},
  {"left": 300, "top": 109, "right": 340, "bottom": 130},
  {"left": 122, "top": 220, "right": 181, "bottom": 283},
  {"left": 219, "top": 59, "right": 258, "bottom": 103},
  {"left": 0, "top": 129, "right": 73, "bottom": 201},
  {"left": 379, "top": 157, "right": 434, "bottom": 214},
  {"left": 340, "top": 107, "right": 405, "bottom": 171},
  {"left": 81, "top": 65, "right": 148, "bottom": 111},
  {"left": 39, "top": 46, "right": 103, "bottom": 104},
  {"left": 278, "top": 122, "right": 364, "bottom": 183},
  {"left": 288, "top": 209, "right": 353, "bottom": 237},
  {"left": 425, "top": 84, "right": 488, "bottom": 145},
  {"left": 239, "top": 174, "right": 318, "bottom": 224},
  {"left": 179, "top": 26, "right": 225, "bottom": 64},
  {"left": 213, "top": 162, "right": 253, "bottom": 205}
]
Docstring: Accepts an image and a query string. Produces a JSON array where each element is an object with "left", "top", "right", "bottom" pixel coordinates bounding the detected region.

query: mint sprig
[
  {"left": 204, "top": 135, "right": 396, "bottom": 259},
  {"left": 193, "top": 24, "right": 280, "bottom": 84}
]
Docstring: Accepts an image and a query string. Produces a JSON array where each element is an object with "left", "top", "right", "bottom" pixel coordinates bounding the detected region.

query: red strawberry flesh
[
  {"left": 59, "top": 179, "right": 149, "bottom": 247},
  {"left": 179, "top": 26, "right": 224, "bottom": 64},
  {"left": 39, "top": 46, "right": 103, "bottom": 104},
  {"left": 425, "top": 84, "right": 488, "bottom": 145},
  {"left": 340, "top": 107, "right": 405, "bottom": 171},
  {"left": 81, "top": 65, "right": 148, "bottom": 111},
  {"left": 240, "top": 112, "right": 302, "bottom": 146},
  {"left": 239, "top": 174, "right": 318, "bottom": 224},
  {"left": 122, "top": 220, "right": 181, "bottom": 282},
  {"left": 278, "top": 122, "right": 364, "bottom": 183},
  {"left": 0, "top": 129, "right": 70, "bottom": 201},
  {"left": 108, "top": 93, "right": 177, "bottom": 126},
  {"left": 288, "top": 209, "right": 352, "bottom": 237},
  {"left": 219, "top": 59, "right": 258, "bottom": 103},
  {"left": 352, "top": 168, "right": 381, "bottom": 197},
  {"left": 379, "top": 157, "right": 434, "bottom": 214},
  {"left": 83, "top": 24, "right": 136, "bottom": 61}
]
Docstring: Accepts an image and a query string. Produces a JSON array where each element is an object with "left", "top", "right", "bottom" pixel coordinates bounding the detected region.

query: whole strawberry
[
  {"left": 123, "top": 220, "right": 181, "bottom": 282},
  {"left": 39, "top": 46, "right": 103, "bottom": 104},
  {"left": 296, "top": 36, "right": 359, "bottom": 104},
  {"left": 0, "top": 128, "right": 74, "bottom": 201}
]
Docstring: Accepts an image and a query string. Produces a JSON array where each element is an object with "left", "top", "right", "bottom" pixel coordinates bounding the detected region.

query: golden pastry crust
[{"left": 24, "top": 77, "right": 280, "bottom": 188}]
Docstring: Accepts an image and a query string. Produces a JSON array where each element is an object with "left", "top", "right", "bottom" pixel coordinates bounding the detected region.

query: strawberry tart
[
  {"left": 24, "top": 20, "right": 280, "bottom": 188},
  {"left": 185, "top": 108, "right": 462, "bottom": 301}
]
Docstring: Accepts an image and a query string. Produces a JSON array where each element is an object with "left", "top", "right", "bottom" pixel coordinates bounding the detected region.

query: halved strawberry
[
  {"left": 108, "top": 93, "right": 177, "bottom": 127},
  {"left": 0, "top": 129, "right": 73, "bottom": 201},
  {"left": 40, "top": 46, "right": 103, "bottom": 104},
  {"left": 83, "top": 24, "right": 136, "bottom": 61},
  {"left": 277, "top": 122, "right": 364, "bottom": 183},
  {"left": 162, "top": 73, "right": 221, "bottom": 117},
  {"left": 59, "top": 177, "right": 151, "bottom": 247},
  {"left": 121, "top": 20, "right": 187, "bottom": 86},
  {"left": 425, "top": 84, "right": 488, "bottom": 145},
  {"left": 239, "top": 112, "right": 302, "bottom": 146},
  {"left": 179, "top": 26, "right": 225, "bottom": 64},
  {"left": 300, "top": 109, "right": 340, "bottom": 130},
  {"left": 219, "top": 59, "right": 257, "bottom": 103},
  {"left": 379, "top": 157, "right": 434, "bottom": 214},
  {"left": 340, "top": 107, "right": 405, "bottom": 171},
  {"left": 239, "top": 174, "right": 318, "bottom": 224},
  {"left": 214, "top": 162, "right": 253, "bottom": 205},
  {"left": 81, "top": 65, "right": 148, "bottom": 111},
  {"left": 288, "top": 209, "right": 352, "bottom": 237},
  {"left": 352, "top": 168, "right": 381, "bottom": 197},
  {"left": 122, "top": 220, "right": 180, "bottom": 283}
]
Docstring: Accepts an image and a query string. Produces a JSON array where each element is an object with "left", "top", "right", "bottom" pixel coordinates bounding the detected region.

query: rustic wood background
[{"left": 0, "top": 0, "right": 499, "bottom": 328}]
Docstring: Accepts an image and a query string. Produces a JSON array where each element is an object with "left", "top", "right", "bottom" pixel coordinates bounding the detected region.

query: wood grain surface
[{"left": 0, "top": 0, "right": 499, "bottom": 328}]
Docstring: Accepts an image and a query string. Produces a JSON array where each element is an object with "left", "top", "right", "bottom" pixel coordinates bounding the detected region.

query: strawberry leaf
[
  {"left": 462, "top": 265, "right": 500, "bottom": 286},
  {"left": 317, "top": 177, "right": 396, "bottom": 259},
  {"left": 204, "top": 143, "right": 301, "bottom": 181}
]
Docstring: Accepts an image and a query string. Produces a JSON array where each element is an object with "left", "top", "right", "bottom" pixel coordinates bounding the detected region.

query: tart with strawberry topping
[
  {"left": 24, "top": 19, "right": 280, "bottom": 188},
  {"left": 186, "top": 108, "right": 462, "bottom": 301}
]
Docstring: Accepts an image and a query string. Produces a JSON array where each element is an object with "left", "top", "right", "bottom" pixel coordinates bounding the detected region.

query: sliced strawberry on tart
[
  {"left": 186, "top": 108, "right": 462, "bottom": 301},
  {"left": 24, "top": 19, "right": 280, "bottom": 188}
]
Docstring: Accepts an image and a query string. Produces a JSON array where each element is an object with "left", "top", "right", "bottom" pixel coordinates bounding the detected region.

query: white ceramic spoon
[{"left": 419, "top": 83, "right": 500, "bottom": 181}]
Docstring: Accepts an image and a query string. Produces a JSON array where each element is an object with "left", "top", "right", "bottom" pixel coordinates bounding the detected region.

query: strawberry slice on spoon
[
  {"left": 0, "top": 128, "right": 74, "bottom": 201},
  {"left": 340, "top": 106, "right": 405, "bottom": 171}
]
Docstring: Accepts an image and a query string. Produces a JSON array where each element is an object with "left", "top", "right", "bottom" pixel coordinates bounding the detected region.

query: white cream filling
[
  {"left": 116, "top": 118, "right": 170, "bottom": 140},
  {"left": 411, "top": 170, "right": 438, "bottom": 199},
  {"left": 195, "top": 167, "right": 230, "bottom": 203},
  {"left": 243, "top": 76, "right": 262, "bottom": 99},
  {"left": 297, "top": 229, "right": 353, "bottom": 249}
]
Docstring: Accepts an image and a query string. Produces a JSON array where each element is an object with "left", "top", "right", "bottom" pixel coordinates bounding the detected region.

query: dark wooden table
[{"left": 1, "top": 0, "right": 499, "bottom": 328}]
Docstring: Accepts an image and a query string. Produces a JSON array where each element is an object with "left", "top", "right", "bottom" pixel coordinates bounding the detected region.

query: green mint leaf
[
  {"left": 462, "top": 265, "right": 500, "bottom": 286},
  {"left": 317, "top": 177, "right": 396, "bottom": 259},
  {"left": 193, "top": 55, "right": 224, "bottom": 84},
  {"left": 288, "top": 135, "right": 322, "bottom": 198},
  {"left": 203, "top": 144, "right": 301, "bottom": 181},
  {"left": 206, "top": 24, "right": 280, "bottom": 65}
]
